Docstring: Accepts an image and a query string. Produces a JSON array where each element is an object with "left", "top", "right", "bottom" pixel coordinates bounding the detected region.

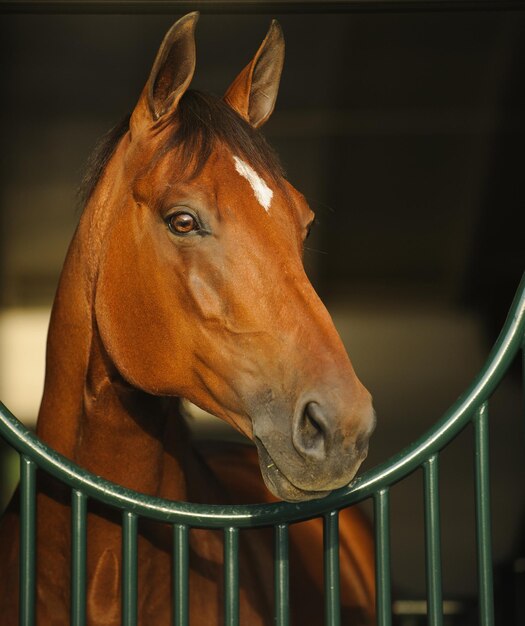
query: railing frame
[
  {"left": 1, "top": 272, "right": 524, "bottom": 624},
  {"left": 1, "top": 273, "right": 523, "bottom": 526}
]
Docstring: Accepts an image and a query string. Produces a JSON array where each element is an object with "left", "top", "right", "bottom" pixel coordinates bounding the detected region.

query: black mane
[{"left": 78, "top": 90, "right": 284, "bottom": 210}]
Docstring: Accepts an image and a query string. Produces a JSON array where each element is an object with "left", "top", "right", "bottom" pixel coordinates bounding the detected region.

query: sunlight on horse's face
[{"left": 92, "top": 13, "right": 375, "bottom": 502}]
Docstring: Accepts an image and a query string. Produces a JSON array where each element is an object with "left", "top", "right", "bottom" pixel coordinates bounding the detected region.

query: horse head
[{"left": 87, "top": 13, "right": 375, "bottom": 502}]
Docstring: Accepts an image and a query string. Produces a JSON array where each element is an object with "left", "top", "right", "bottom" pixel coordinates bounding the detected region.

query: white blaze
[{"left": 233, "top": 155, "right": 273, "bottom": 213}]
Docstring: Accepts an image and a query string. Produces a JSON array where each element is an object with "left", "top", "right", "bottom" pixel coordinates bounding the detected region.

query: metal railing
[{"left": 1, "top": 273, "right": 524, "bottom": 625}]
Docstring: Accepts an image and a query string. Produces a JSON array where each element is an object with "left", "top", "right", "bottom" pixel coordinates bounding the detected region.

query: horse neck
[{"left": 36, "top": 219, "right": 191, "bottom": 500}]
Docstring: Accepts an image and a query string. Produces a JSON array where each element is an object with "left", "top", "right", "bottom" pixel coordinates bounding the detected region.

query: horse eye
[{"left": 167, "top": 212, "right": 199, "bottom": 235}]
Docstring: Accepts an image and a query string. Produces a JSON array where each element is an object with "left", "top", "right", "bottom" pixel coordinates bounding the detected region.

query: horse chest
[{"left": 81, "top": 520, "right": 273, "bottom": 626}]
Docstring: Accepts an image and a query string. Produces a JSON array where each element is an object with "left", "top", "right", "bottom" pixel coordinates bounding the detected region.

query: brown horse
[{"left": 0, "top": 13, "right": 376, "bottom": 625}]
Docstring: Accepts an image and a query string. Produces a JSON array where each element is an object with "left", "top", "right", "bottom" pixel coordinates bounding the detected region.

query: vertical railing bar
[
  {"left": 122, "top": 511, "right": 138, "bottom": 626},
  {"left": 71, "top": 490, "right": 88, "bottom": 626},
  {"left": 423, "top": 455, "right": 443, "bottom": 626},
  {"left": 324, "top": 510, "right": 341, "bottom": 626},
  {"left": 173, "top": 524, "right": 189, "bottom": 626},
  {"left": 522, "top": 341, "right": 525, "bottom": 425},
  {"left": 224, "top": 526, "right": 240, "bottom": 626},
  {"left": 274, "top": 523, "right": 290, "bottom": 626},
  {"left": 374, "top": 488, "right": 392, "bottom": 626},
  {"left": 19, "top": 455, "right": 37, "bottom": 626},
  {"left": 474, "top": 402, "right": 495, "bottom": 626}
]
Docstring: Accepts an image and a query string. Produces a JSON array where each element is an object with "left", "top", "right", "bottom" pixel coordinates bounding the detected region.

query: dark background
[{"left": 0, "top": 7, "right": 524, "bottom": 622}]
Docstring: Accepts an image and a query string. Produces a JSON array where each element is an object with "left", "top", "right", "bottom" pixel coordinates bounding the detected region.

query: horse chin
[{"left": 254, "top": 438, "right": 331, "bottom": 503}]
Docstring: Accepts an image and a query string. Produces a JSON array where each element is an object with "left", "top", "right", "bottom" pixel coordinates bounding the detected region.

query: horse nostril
[
  {"left": 293, "top": 401, "right": 328, "bottom": 460},
  {"left": 355, "top": 431, "right": 370, "bottom": 459}
]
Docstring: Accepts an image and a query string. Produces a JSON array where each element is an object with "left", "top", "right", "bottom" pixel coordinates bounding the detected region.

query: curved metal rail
[
  {"left": 1, "top": 272, "right": 524, "bottom": 626},
  {"left": 1, "top": 273, "right": 524, "bottom": 526}
]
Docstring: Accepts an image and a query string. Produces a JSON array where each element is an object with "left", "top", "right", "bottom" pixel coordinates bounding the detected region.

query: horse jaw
[
  {"left": 254, "top": 437, "right": 332, "bottom": 502},
  {"left": 179, "top": 399, "right": 331, "bottom": 502},
  {"left": 180, "top": 399, "right": 369, "bottom": 503}
]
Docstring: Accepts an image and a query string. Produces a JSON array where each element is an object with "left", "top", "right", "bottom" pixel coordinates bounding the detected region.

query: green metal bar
[
  {"left": 173, "top": 524, "right": 189, "bottom": 626},
  {"left": 2, "top": 273, "right": 524, "bottom": 527},
  {"left": 474, "top": 403, "right": 495, "bottom": 626},
  {"left": 224, "top": 527, "right": 240, "bottom": 626},
  {"left": 274, "top": 523, "right": 290, "bottom": 626},
  {"left": 0, "top": 274, "right": 523, "bottom": 532},
  {"left": 122, "top": 511, "right": 138, "bottom": 626},
  {"left": 1, "top": 272, "right": 524, "bottom": 526},
  {"left": 71, "top": 490, "right": 88, "bottom": 626},
  {"left": 374, "top": 488, "right": 392, "bottom": 626},
  {"left": 522, "top": 341, "right": 525, "bottom": 426},
  {"left": 324, "top": 510, "right": 341, "bottom": 626},
  {"left": 19, "top": 455, "right": 37, "bottom": 626},
  {"left": 423, "top": 455, "right": 443, "bottom": 626}
]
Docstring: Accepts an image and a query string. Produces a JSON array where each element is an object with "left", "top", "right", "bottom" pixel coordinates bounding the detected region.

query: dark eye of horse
[{"left": 167, "top": 211, "right": 200, "bottom": 235}]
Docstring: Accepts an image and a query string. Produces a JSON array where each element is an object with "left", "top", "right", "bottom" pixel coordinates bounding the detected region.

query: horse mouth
[{"left": 254, "top": 437, "right": 331, "bottom": 502}]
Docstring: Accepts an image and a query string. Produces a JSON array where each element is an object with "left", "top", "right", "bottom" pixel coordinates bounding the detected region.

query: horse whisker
[{"left": 304, "top": 246, "right": 329, "bottom": 255}]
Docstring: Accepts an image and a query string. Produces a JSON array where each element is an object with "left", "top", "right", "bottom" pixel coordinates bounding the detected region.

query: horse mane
[{"left": 78, "top": 90, "right": 284, "bottom": 211}]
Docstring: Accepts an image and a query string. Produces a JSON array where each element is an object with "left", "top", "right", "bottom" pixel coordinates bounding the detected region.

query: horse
[{"left": 0, "top": 13, "right": 376, "bottom": 625}]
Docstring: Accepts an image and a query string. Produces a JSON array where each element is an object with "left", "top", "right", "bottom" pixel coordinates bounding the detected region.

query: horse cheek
[{"left": 94, "top": 226, "right": 184, "bottom": 395}]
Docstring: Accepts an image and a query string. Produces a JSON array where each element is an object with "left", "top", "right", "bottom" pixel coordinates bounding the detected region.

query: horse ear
[
  {"left": 132, "top": 12, "right": 198, "bottom": 129},
  {"left": 224, "top": 20, "right": 284, "bottom": 129}
]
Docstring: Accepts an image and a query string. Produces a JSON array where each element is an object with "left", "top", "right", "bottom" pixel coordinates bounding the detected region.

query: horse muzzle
[{"left": 252, "top": 395, "right": 376, "bottom": 502}]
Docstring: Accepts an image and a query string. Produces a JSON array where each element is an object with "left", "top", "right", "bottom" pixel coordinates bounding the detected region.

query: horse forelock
[
  {"left": 166, "top": 90, "right": 284, "bottom": 182},
  {"left": 78, "top": 90, "right": 285, "bottom": 212}
]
